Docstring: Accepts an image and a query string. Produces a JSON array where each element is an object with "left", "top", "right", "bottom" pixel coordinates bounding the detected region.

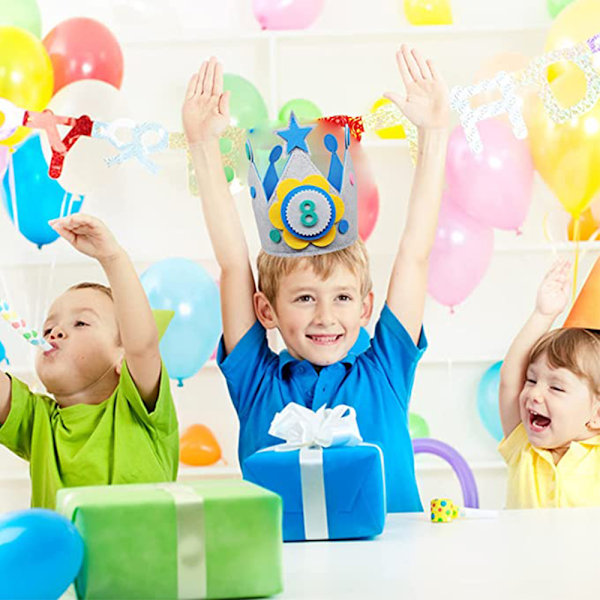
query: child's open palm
[
  {"left": 182, "top": 57, "right": 230, "bottom": 145},
  {"left": 536, "top": 259, "right": 571, "bottom": 317},
  {"left": 49, "top": 214, "right": 121, "bottom": 262},
  {"left": 385, "top": 45, "right": 449, "bottom": 130}
]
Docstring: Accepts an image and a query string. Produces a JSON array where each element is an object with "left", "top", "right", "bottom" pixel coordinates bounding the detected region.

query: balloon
[
  {"left": 370, "top": 98, "right": 406, "bottom": 139},
  {"left": 0, "top": 0, "right": 41, "bottom": 38},
  {"left": 526, "top": 70, "right": 600, "bottom": 219},
  {"left": 547, "top": 0, "right": 575, "bottom": 18},
  {"left": 445, "top": 121, "right": 534, "bottom": 231},
  {"left": 223, "top": 73, "right": 269, "bottom": 131},
  {"left": 42, "top": 17, "right": 124, "bottom": 93},
  {"left": 403, "top": 0, "right": 453, "bottom": 25},
  {"left": 40, "top": 79, "right": 129, "bottom": 195},
  {"left": 141, "top": 258, "right": 222, "bottom": 386},
  {"left": 477, "top": 361, "right": 504, "bottom": 442},
  {"left": 0, "top": 339, "right": 8, "bottom": 365},
  {"left": 544, "top": 0, "right": 600, "bottom": 82},
  {"left": 408, "top": 412, "right": 430, "bottom": 438},
  {"left": 427, "top": 194, "right": 494, "bottom": 309},
  {"left": 180, "top": 424, "right": 222, "bottom": 466},
  {"left": 0, "top": 26, "right": 53, "bottom": 147},
  {"left": 252, "top": 0, "right": 325, "bottom": 30},
  {"left": 278, "top": 98, "right": 322, "bottom": 125},
  {"left": 568, "top": 209, "right": 599, "bottom": 241},
  {"left": 0, "top": 508, "right": 84, "bottom": 600},
  {"left": 412, "top": 438, "right": 479, "bottom": 508},
  {"left": 2, "top": 134, "right": 84, "bottom": 248}
]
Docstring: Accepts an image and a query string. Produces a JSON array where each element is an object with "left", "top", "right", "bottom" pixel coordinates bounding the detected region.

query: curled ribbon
[{"left": 268, "top": 403, "right": 362, "bottom": 450}]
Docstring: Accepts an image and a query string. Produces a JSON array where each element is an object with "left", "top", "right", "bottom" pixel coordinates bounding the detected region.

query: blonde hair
[
  {"left": 529, "top": 328, "right": 600, "bottom": 395},
  {"left": 257, "top": 239, "right": 372, "bottom": 304}
]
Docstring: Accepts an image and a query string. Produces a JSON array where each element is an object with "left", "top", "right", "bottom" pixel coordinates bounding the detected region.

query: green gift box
[{"left": 56, "top": 479, "right": 283, "bottom": 600}]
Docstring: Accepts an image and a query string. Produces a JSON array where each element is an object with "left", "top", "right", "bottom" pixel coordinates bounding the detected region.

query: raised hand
[
  {"left": 536, "top": 259, "right": 571, "bottom": 317},
  {"left": 49, "top": 214, "right": 121, "bottom": 263},
  {"left": 182, "top": 57, "right": 230, "bottom": 145},
  {"left": 384, "top": 44, "right": 449, "bottom": 130}
]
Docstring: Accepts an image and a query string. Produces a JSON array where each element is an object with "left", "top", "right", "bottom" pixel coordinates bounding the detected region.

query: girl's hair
[
  {"left": 256, "top": 239, "right": 372, "bottom": 305},
  {"left": 529, "top": 328, "right": 600, "bottom": 395}
]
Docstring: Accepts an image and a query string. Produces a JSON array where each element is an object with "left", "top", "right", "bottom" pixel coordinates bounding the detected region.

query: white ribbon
[{"left": 267, "top": 403, "right": 362, "bottom": 540}]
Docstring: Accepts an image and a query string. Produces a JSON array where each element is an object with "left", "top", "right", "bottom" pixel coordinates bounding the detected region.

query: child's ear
[
  {"left": 254, "top": 291, "right": 278, "bottom": 330},
  {"left": 587, "top": 397, "right": 600, "bottom": 431},
  {"left": 114, "top": 348, "right": 125, "bottom": 376},
  {"left": 360, "top": 291, "right": 374, "bottom": 326}
]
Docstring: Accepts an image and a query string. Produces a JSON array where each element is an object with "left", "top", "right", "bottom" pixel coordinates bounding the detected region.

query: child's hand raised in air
[
  {"left": 49, "top": 214, "right": 122, "bottom": 263},
  {"left": 384, "top": 44, "right": 449, "bottom": 131},
  {"left": 182, "top": 57, "right": 230, "bottom": 145},
  {"left": 536, "top": 259, "right": 571, "bottom": 317}
]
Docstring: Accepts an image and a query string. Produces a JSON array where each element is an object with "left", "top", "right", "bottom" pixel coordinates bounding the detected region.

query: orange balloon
[
  {"left": 179, "top": 424, "right": 222, "bottom": 466},
  {"left": 567, "top": 208, "right": 598, "bottom": 241}
]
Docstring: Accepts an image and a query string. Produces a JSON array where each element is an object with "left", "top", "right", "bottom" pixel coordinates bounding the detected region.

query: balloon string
[
  {"left": 572, "top": 217, "right": 580, "bottom": 304},
  {"left": 7, "top": 151, "right": 19, "bottom": 235}
]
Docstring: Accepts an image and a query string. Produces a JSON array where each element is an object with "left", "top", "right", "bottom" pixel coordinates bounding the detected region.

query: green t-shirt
[{"left": 0, "top": 361, "right": 179, "bottom": 509}]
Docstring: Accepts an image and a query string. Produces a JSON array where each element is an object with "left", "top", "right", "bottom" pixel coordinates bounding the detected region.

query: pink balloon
[
  {"left": 0, "top": 146, "right": 9, "bottom": 181},
  {"left": 252, "top": 0, "right": 325, "bottom": 30},
  {"left": 445, "top": 120, "right": 534, "bottom": 232},
  {"left": 428, "top": 193, "right": 494, "bottom": 309}
]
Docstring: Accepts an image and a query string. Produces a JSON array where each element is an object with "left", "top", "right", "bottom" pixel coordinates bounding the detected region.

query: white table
[{"left": 279, "top": 509, "right": 599, "bottom": 600}]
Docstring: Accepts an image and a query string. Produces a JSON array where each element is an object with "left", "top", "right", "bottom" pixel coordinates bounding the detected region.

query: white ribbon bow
[{"left": 268, "top": 403, "right": 362, "bottom": 450}]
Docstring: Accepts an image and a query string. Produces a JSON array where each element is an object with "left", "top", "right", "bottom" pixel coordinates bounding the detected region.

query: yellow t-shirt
[
  {"left": 0, "top": 361, "right": 179, "bottom": 509},
  {"left": 499, "top": 423, "right": 600, "bottom": 509}
]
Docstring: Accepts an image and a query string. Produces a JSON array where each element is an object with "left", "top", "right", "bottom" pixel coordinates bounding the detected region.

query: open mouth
[
  {"left": 306, "top": 334, "right": 343, "bottom": 346},
  {"left": 528, "top": 409, "right": 551, "bottom": 433}
]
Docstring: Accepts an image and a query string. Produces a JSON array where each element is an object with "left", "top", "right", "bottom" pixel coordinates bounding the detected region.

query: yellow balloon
[
  {"left": 403, "top": 0, "right": 453, "bottom": 25},
  {"left": 0, "top": 26, "right": 53, "bottom": 148},
  {"left": 544, "top": 0, "right": 600, "bottom": 82},
  {"left": 371, "top": 98, "right": 406, "bottom": 140},
  {"left": 527, "top": 69, "right": 600, "bottom": 218}
]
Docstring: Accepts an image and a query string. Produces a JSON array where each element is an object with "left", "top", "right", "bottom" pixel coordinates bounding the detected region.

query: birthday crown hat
[
  {"left": 247, "top": 113, "right": 358, "bottom": 257},
  {"left": 563, "top": 257, "right": 600, "bottom": 329}
]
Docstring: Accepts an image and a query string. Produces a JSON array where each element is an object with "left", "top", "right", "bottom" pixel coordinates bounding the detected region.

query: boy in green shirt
[{"left": 0, "top": 214, "right": 179, "bottom": 508}]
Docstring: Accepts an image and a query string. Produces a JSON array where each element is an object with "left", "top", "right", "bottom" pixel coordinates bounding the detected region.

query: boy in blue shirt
[{"left": 182, "top": 46, "right": 449, "bottom": 511}]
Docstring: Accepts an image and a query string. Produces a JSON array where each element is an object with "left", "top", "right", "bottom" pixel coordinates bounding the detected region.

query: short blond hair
[
  {"left": 257, "top": 239, "right": 372, "bottom": 305},
  {"left": 68, "top": 281, "right": 113, "bottom": 300},
  {"left": 529, "top": 328, "right": 600, "bottom": 395}
]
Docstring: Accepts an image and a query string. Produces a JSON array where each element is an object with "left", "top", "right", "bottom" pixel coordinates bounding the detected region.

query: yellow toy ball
[
  {"left": 370, "top": 98, "right": 406, "bottom": 140},
  {"left": 430, "top": 498, "right": 459, "bottom": 523},
  {"left": 403, "top": 0, "right": 453, "bottom": 26},
  {"left": 0, "top": 26, "right": 53, "bottom": 148}
]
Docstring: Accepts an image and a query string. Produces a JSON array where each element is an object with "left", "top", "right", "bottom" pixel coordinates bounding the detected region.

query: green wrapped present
[{"left": 56, "top": 479, "right": 283, "bottom": 600}]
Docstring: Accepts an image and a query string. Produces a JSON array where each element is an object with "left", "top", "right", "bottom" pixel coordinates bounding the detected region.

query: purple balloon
[
  {"left": 445, "top": 120, "right": 534, "bottom": 231},
  {"left": 412, "top": 438, "right": 479, "bottom": 508},
  {"left": 427, "top": 192, "right": 494, "bottom": 309},
  {"left": 252, "top": 0, "right": 325, "bottom": 30}
]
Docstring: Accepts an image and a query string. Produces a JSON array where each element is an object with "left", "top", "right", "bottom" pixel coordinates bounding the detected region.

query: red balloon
[{"left": 43, "top": 17, "right": 123, "bottom": 93}]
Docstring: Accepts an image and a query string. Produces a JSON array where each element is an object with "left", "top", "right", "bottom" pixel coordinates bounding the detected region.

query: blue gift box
[{"left": 243, "top": 444, "right": 386, "bottom": 541}]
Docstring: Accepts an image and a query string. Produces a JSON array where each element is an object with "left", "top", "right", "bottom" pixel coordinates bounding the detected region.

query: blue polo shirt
[{"left": 217, "top": 304, "right": 427, "bottom": 512}]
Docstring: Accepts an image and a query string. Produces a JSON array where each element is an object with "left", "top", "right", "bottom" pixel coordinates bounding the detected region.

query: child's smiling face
[
  {"left": 256, "top": 262, "right": 373, "bottom": 367},
  {"left": 519, "top": 352, "right": 600, "bottom": 455},
  {"left": 35, "top": 287, "right": 122, "bottom": 397}
]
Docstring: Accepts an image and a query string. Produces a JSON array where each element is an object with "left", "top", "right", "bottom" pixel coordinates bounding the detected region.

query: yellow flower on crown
[{"left": 267, "top": 174, "right": 346, "bottom": 250}]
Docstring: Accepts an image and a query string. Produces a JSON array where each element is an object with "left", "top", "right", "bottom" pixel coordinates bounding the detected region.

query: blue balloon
[
  {"left": 0, "top": 509, "right": 84, "bottom": 600},
  {"left": 1, "top": 134, "right": 84, "bottom": 249},
  {"left": 141, "top": 258, "right": 222, "bottom": 386},
  {"left": 477, "top": 361, "right": 504, "bottom": 442},
  {"left": 0, "top": 340, "right": 8, "bottom": 366}
]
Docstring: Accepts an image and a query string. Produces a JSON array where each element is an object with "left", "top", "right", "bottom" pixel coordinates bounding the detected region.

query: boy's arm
[
  {"left": 182, "top": 58, "right": 256, "bottom": 355},
  {"left": 0, "top": 371, "right": 10, "bottom": 424},
  {"left": 499, "top": 259, "right": 571, "bottom": 437},
  {"left": 384, "top": 45, "right": 449, "bottom": 344},
  {"left": 50, "top": 214, "right": 162, "bottom": 409}
]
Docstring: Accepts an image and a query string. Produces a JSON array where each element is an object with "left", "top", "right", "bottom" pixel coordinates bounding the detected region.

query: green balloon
[
  {"left": 0, "top": 0, "right": 41, "bottom": 38},
  {"left": 278, "top": 98, "right": 322, "bottom": 125},
  {"left": 408, "top": 412, "right": 430, "bottom": 438},
  {"left": 223, "top": 73, "right": 269, "bottom": 131},
  {"left": 546, "top": 0, "right": 575, "bottom": 18}
]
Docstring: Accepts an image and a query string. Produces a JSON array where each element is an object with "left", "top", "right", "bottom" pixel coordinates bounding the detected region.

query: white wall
[{"left": 1, "top": 0, "right": 587, "bottom": 511}]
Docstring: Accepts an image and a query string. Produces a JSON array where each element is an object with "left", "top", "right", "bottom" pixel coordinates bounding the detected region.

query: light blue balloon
[
  {"left": 477, "top": 361, "right": 504, "bottom": 442},
  {"left": 141, "top": 258, "right": 222, "bottom": 386},
  {"left": 0, "top": 340, "right": 8, "bottom": 366},
  {"left": 1, "top": 134, "right": 83, "bottom": 249},
  {"left": 0, "top": 509, "right": 84, "bottom": 600}
]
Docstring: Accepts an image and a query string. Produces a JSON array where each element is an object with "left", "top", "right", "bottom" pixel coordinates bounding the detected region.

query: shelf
[{"left": 123, "top": 23, "right": 550, "bottom": 46}]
